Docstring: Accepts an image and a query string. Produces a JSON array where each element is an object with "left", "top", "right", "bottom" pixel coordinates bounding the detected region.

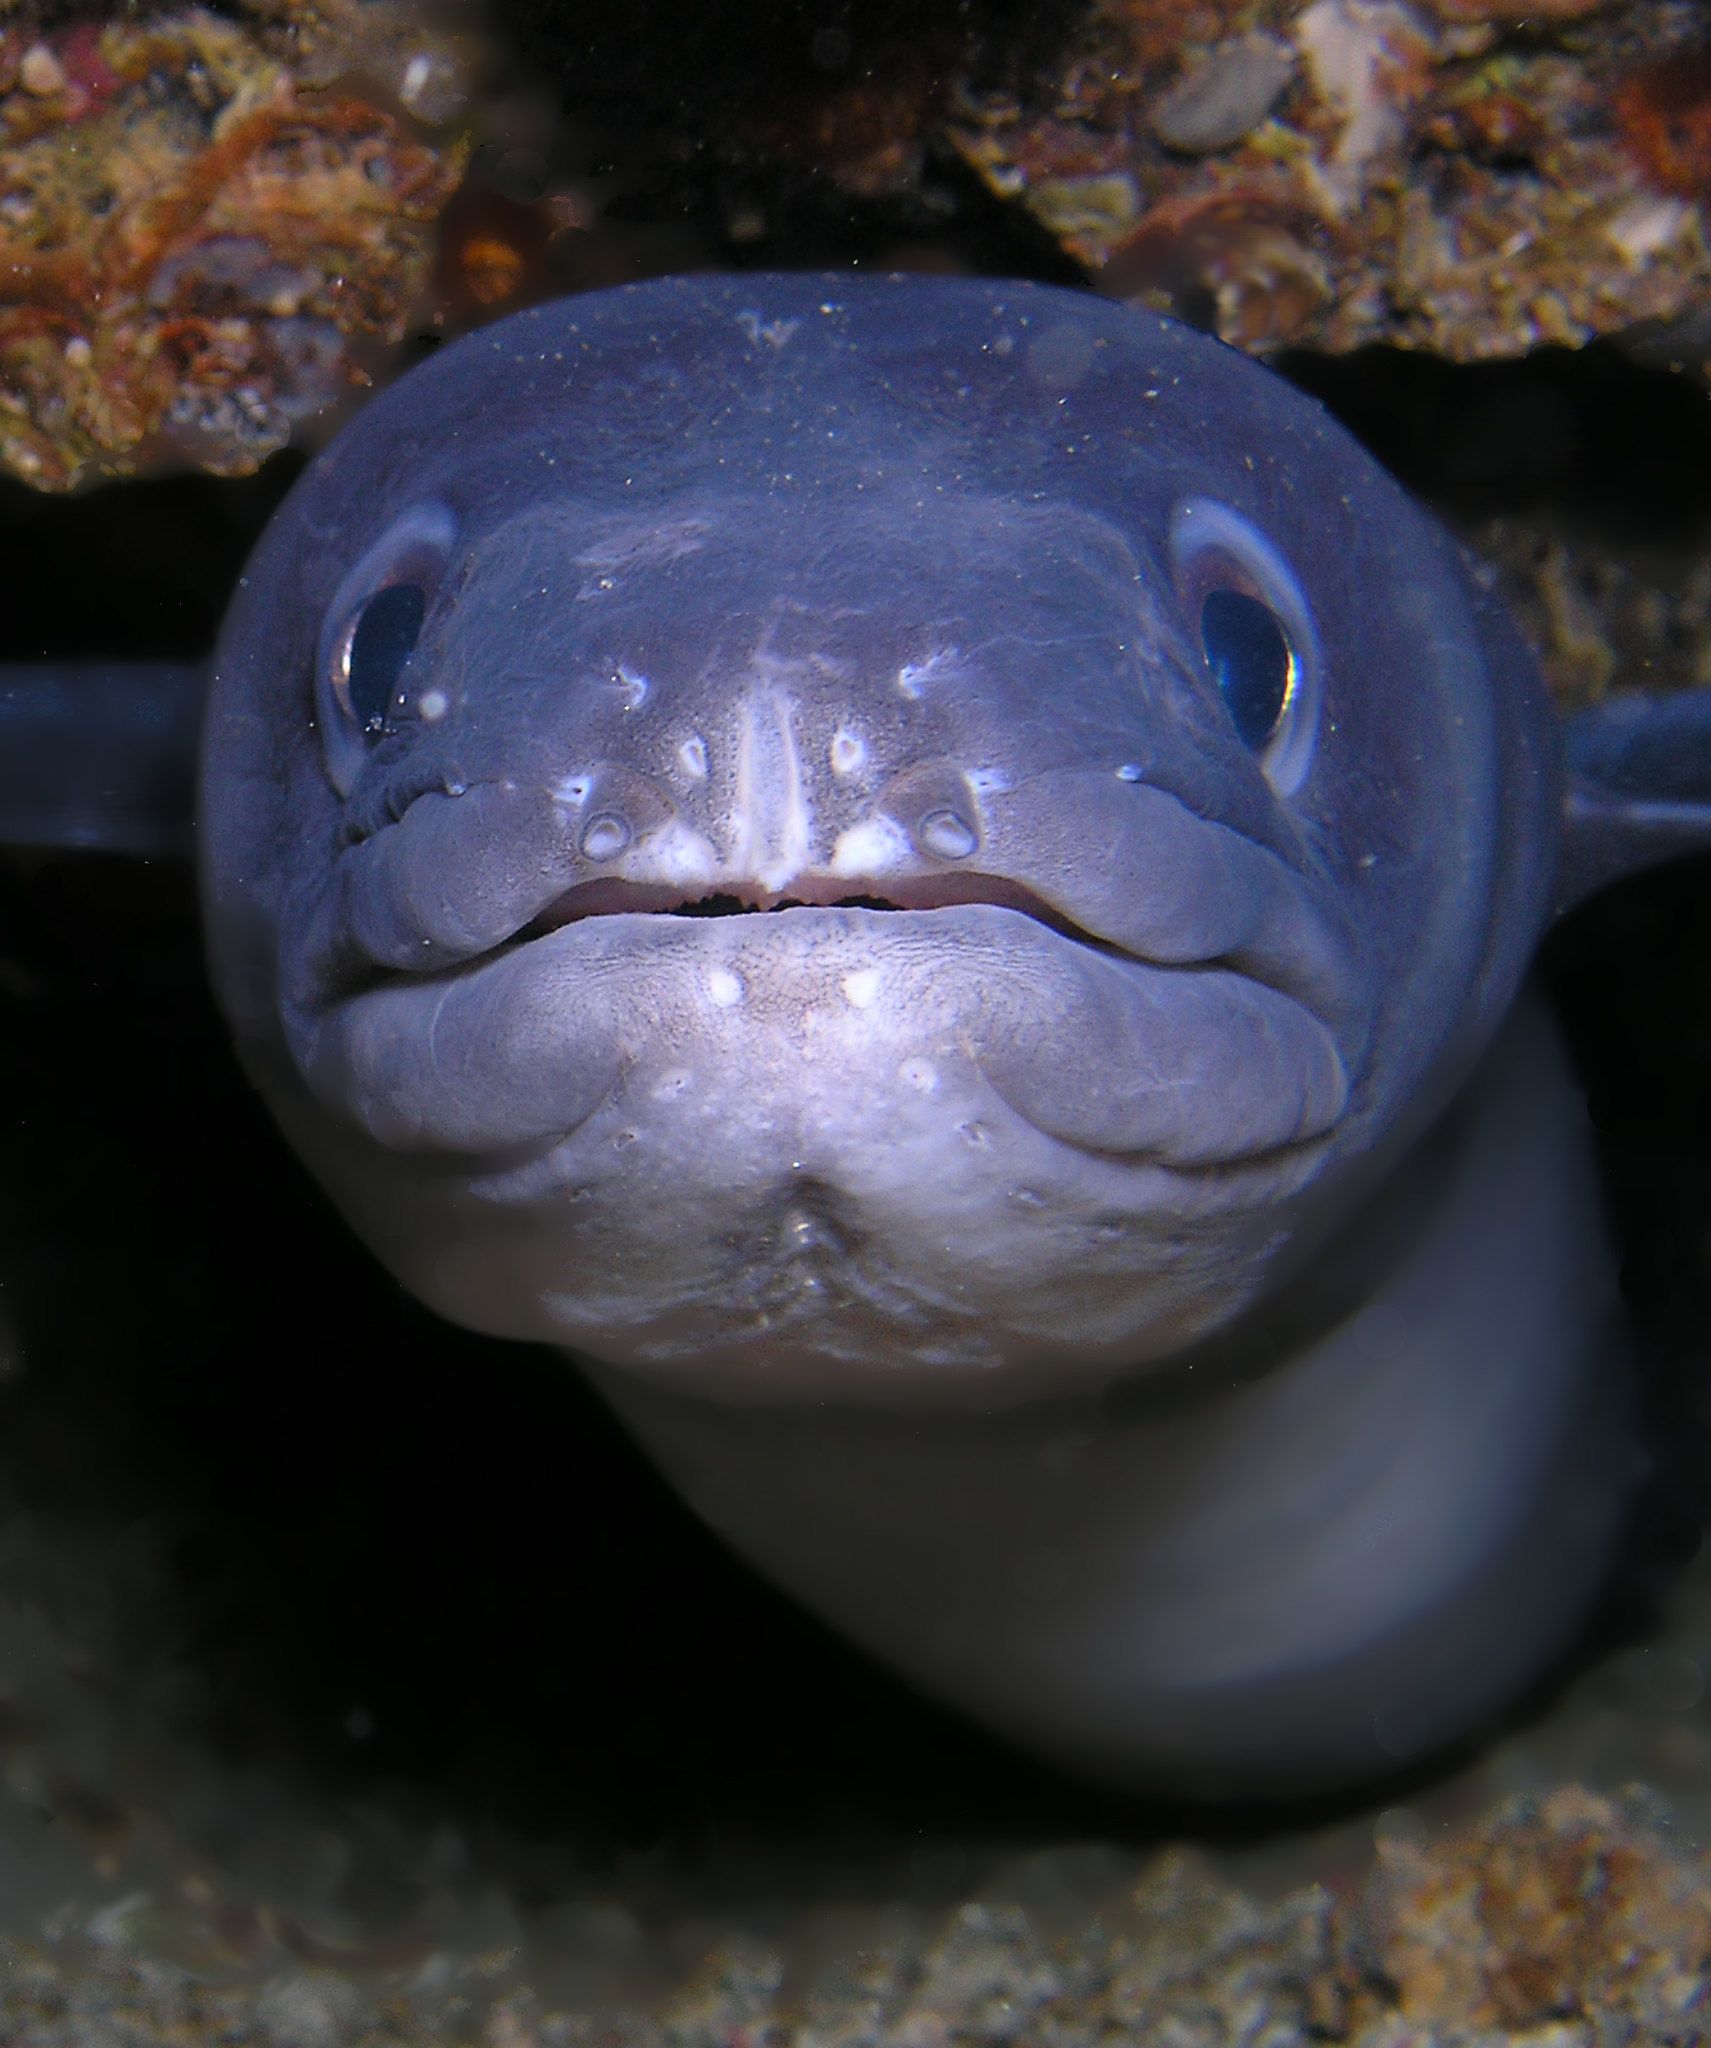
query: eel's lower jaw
[{"left": 517, "top": 869, "right": 1111, "bottom": 950}]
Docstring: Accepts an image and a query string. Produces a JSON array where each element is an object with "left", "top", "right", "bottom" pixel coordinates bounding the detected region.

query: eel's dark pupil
[
  {"left": 1200, "top": 588, "right": 1292, "bottom": 751},
  {"left": 346, "top": 582, "right": 426, "bottom": 737}
]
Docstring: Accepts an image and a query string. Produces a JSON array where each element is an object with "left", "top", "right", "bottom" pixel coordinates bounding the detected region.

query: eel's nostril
[
  {"left": 880, "top": 761, "right": 986, "bottom": 867},
  {"left": 918, "top": 808, "right": 979, "bottom": 861},
  {"left": 581, "top": 812, "right": 632, "bottom": 860}
]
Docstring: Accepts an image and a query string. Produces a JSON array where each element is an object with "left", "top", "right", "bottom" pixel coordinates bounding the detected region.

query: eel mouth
[
  {"left": 300, "top": 848, "right": 1353, "bottom": 1179},
  {"left": 519, "top": 871, "right": 1113, "bottom": 953}
]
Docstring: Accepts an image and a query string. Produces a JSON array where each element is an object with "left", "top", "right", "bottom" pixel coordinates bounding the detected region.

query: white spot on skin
[
  {"left": 679, "top": 735, "right": 709, "bottom": 779},
  {"left": 639, "top": 818, "right": 721, "bottom": 885},
  {"left": 830, "top": 814, "right": 911, "bottom": 878},
  {"left": 418, "top": 688, "right": 450, "bottom": 723},
  {"left": 652, "top": 1070, "right": 692, "bottom": 1099},
  {"left": 966, "top": 768, "right": 1011, "bottom": 795},
  {"left": 614, "top": 665, "right": 650, "bottom": 710},
  {"left": 900, "top": 1058, "right": 937, "bottom": 1093},
  {"left": 1116, "top": 762, "right": 1144, "bottom": 782},
  {"left": 841, "top": 968, "right": 881, "bottom": 1009},
  {"left": 829, "top": 729, "right": 866, "bottom": 776},
  {"left": 552, "top": 774, "right": 593, "bottom": 807},
  {"left": 707, "top": 968, "right": 744, "bottom": 1007}
]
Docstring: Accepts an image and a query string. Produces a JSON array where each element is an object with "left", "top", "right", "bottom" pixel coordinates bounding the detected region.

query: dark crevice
[
  {"left": 1272, "top": 339, "right": 1711, "bottom": 545},
  {"left": 664, "top": 889, "right": 907, "bottom": 915}
]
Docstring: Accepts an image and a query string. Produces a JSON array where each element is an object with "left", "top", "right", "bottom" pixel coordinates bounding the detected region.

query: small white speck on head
[
  {"left": 651, "top": 1070, "right": 692, "bottom": 1100},
  {"left": 958, "top": 1120, "right": 992, "bottom": 1148},
  {"left": 897, "top": 648, "right": 959, "bottom": 699},
  {"left": 841, "top": 967, "right": 881, "bottom": 1009},
  {"left": 1116, "top": 762, "right": 1144, "bottom": 783},
  {"left": 678, "top": 735, "right": 709, "bottom": 779},
  {"left": 418, "top": 687, "right": 450, "bottom": 723},
  {"left": 615, "top": 664, "right": 650, "bottom": 710},
  {"left": 707, "top": 967, "right": 744, "bottom": 1007},
  {"left": 900, "top": 1058, "right": 937, "bottom": 1093},
  {"left": 552, "top": 773, "right": 593, "bottom": 807},
  {"left": 736, "top": 310, "right": 801, "bottom": 350},
  {"left": 966, "top": 768, "right": 1011, "bottom": 795},
  {"left": 829, "top": 728, "right": 866, "bottom": 776}
]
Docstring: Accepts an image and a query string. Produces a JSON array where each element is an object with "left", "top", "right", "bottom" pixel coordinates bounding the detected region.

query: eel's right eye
[
  {"left": 1169, "top": 497, "right": 1322, "bottom": 798},
  {"left": 316, "top": 504, "right": 456, "bottom": 795},
  {"left": 335, "top": 582, "right": 427, "bottom": 737},
  {"left": 1199, "top": 588, "right": 1297, "bottom": 754}
]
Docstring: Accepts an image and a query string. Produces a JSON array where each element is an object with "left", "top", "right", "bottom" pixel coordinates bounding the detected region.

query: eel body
[{"left": 47, "top": 274, "right": 1711, "bottom": 1794}]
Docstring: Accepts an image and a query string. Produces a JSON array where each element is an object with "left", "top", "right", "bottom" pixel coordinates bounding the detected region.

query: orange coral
[
  {"left": 1343, "top": 1788, "right": 1711, "bottom": 2032},
  {"left": 0, "top": 11, "right": 466, "bottom": 489},
  {"left": 1614, "top": 45, "right": 1711, "bottom": 201}
]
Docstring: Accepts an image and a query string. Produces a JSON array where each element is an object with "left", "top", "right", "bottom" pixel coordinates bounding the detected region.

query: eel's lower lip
[{"left": 297, "top": 901, "right": 1351, "bottom": 1175}]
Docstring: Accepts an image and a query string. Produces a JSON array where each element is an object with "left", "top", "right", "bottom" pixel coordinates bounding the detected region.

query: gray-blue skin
[{"left": 11, "top": 273, "right": 1711, "bottom": 1800}]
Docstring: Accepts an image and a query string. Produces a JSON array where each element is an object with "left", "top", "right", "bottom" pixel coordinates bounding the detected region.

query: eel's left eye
[
  {"left": 1170, "top": 498, "right": 1321, "bottom": 798},
  {"left": 1200, "top": 588, "right": 1296, "bottom": 753},
  {"left": 316, "top": 503, "right": 456, "bottom": 795},
  {"left": 338, "top": 582, "right": 426, "bottom": 736}
]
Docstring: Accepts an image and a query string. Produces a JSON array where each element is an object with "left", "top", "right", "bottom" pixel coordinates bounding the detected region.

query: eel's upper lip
[
  {"left": 518, "top": 870, "right": 1116, "bottom": 952},
  {"left": 308, "top": 774, "right": 1358, "bottom": 1039}
]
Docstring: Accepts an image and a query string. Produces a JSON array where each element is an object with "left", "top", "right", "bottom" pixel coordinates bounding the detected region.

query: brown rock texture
[
  {"left": 0, "top": 3, "right": 470, "bottom": 489},
  {"left": 944, "top": 0, "right": 1711, "bottom": 359}
]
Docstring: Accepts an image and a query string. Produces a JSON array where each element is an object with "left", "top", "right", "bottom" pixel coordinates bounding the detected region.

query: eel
[{"left": 16, "top": 273, "right": 1711, "bottom": 1799}]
